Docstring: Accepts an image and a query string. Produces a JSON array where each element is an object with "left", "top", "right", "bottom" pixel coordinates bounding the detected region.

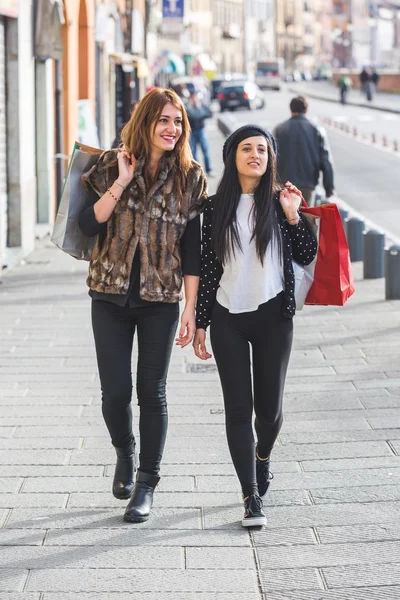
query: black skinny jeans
[
  {"left": 91, "top": 300, "right": 179, "bottom": 476},
  {"left": 210, "top": 293, "right": 293, "bottom": 498}
]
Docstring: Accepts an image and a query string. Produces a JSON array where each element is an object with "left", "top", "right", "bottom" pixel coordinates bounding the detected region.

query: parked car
[
  {"left": 169, "top": 76, "right": 211, "bottom": 105},
  {"left": 218, "top": 81, "right": 265, "bottom": 112},
  {"left": 211, "top": 73, "right": 249, "bottom": 99}
]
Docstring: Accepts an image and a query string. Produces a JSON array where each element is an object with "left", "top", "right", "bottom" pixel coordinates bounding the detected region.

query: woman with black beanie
[{"left": 193, "top": 125, "right": 317, "bottom": 527}]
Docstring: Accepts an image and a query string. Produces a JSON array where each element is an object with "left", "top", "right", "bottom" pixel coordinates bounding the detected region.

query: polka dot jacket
[{"left": 195, "top": 193, "right": 318, "bottom": 330}]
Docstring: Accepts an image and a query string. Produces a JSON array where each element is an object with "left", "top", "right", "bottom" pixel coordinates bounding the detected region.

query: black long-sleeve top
[
  {"left": 78, "top": 204, "right": 201, "bottom": 307},
  {"left": 195, "top": 193, "right": 318, "bottom": 330}
]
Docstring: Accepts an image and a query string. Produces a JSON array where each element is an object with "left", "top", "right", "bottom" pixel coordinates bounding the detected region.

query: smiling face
[
  {"left": 151, "top": 102, "right": 183, "bottom": 155},
  {"left": 235, "top": 136, "right": 269, "bottom": 183}
]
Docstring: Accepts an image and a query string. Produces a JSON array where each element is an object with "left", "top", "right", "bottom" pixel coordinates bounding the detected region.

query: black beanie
[{"left": 222, "top": 125, "right": 277, "bottom": 163}]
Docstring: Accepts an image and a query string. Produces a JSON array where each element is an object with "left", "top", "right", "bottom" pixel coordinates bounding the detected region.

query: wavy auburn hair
[{"left": 120, "top": 87, "right": 192, "bottom": 173}]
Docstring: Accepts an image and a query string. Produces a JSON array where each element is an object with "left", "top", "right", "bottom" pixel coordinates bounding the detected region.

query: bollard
[
  {"left": 353, "top": 127, "right": 357, "bottom": 137},
  {"left": 347, "top": 217, "right": 365, "bottom": 262},
  {"left": 394, "top": 140, "right": 398, "bottom": 152},
  {"left": 363, "top": 230, "right": 385, "bottom": 279},
  {"left": 338, "top": 208, "right": 349, "bottom": 236},
  {"left": 385, "top": 245, "right": 400, "bottom": 300},
  {"left": 314, "top": 192, "right": 323, "bottom": 206},
  {"left": 382, "top": 136, "right": 388, "bottom": 147},
  {"left": 371, "top": 133, "right": 376, "bottom": 144}
]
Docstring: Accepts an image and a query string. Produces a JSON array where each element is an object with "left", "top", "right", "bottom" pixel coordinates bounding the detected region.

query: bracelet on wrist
[
  {"left": 114, "top": 180, "right": 126, "bottom": 191},
  {"left": 107, "top": 187, "right": 121, "bottom": 202}
]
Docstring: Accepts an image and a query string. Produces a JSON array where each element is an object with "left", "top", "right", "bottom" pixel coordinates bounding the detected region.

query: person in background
[
  {"left": 360, "top": 68, "right": 370, "bottom": 97},
  {"left": 186, "top": 91, "right": 214, "bottom": 177},
  {"left": 338, "top": 74, "right": 352, "bottom": 105},
  {"left": 193, "top": 125, "right": 317, "bottom": 527},
  {"left": 273, "top": 96, "right": 335, "bottom": 206},
  {"left": 371, "top": 70, "right": 380, "bottom": 93}
]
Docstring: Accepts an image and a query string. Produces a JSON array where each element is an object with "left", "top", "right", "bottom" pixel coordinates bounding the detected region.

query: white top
[{"left": 216, "top": 194, "right": 284, "bottom": 314}]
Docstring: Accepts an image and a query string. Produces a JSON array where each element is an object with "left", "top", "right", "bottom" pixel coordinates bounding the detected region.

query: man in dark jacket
[{"left": 273, "top": 96, "right": 335, "bottom": 206}]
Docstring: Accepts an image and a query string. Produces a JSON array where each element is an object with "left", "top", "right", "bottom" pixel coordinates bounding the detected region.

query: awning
[
  {"left": 168, "top": 53, "right": 185, "bottom": 75},
  {"left": 195, "top": 53, "right": 217, "bottom": 72},
  {"left": 109, "top": 53, "right": 149, "bottom": 78},
  {"left": 35, "top": 0, "right": 64, "bottom": 61}
]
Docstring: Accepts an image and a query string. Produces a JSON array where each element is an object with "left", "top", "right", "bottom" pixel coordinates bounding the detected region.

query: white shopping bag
[{"left": 293, "top": 213, "right": 320, "bottom": 310}]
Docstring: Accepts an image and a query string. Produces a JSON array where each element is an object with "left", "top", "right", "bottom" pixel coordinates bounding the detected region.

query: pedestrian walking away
[
  {"left": 186, "top": 91, "right": 214, "bottom": 177},
  {"left": 273, "top": 96, "right": 335, "bottom": 206},
  {"left": 338, "top": 75, "right": 352, "bottom": 105},
  {"left": 192, "top": 125, "right": 318, "bottom": 528},
  {"left": 78, "top": 88, "right": 208, "bottom": 523},
  {"left": 360, "top": 68, "right": 370, "bottom": 97}
]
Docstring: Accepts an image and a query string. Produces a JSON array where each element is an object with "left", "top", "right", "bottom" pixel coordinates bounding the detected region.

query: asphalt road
[{"left": 224, "top": 85, "right": 400, "bottom": 240}]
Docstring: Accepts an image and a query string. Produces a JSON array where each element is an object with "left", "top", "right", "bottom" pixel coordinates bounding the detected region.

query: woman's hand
[
  {"left": 193, "top": 329, "right": 212, "bottom": 360},
  {"left": 116, "top": 148, "right": 136, "bottom": 188},
  {"left": 279, "top": 181, "right": 303, "bottom": 224},
  {"left": 175, "top": 306, "right": 196, "bottom": 348}
]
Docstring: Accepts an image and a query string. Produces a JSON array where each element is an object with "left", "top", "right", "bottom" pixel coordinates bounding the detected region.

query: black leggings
[
  {"left": 210, "top": 293, "right": 293, "bottom": 497},
  {"left": 91, "top": 300, "right": 179, "bottom": 476}
]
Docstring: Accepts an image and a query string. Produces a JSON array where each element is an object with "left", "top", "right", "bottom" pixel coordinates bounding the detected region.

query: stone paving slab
[
  {"left": 25, "top": 568, "right": 259, "bottom": 593},
  {"left": 43, "top": 528, "right": 251, "bottom": 547},
  {"left": 0, "top": 495, "right": 68, "bottom": 509},
  {"left": 322, "top": 562, "right": 400, "bottom": 588},
  {"left": 0, "top": 530, "right": 46, "bottom": 546},
  {"left": 40, "top": 595, "right": 260, "bottom": 600},
  {"left": 263, "top": 587, "right": 400, "bottom": 600},
  {"left": 203, "top": 501, "right": 400, "bottom": 530},
  {"left": 0, "top": 438, "right": 83, "bottom": 449},
  {"left": 259, "top": 566, "right": 322, "bottom": 591},
  {"left": 251, "top": 527, "right": 316, "bottom": 547},
  {"left": 257, "top": 540, "right": 400, "bottom": 570},
  {"left": 316, "top": 522, "right": 400, "bottom": 544},
  {"left": 197, "top": 468, "right": 400, "bottom": 491},
  {"left": 0, "top": 466, "right": 104, "bottom": 477},
  {"left": 0, "top": 570, "right": 28, "bottom": 592},
  {"left": 23, "top": 475, "right": 195, "bottom": 494},
  {"left": 0, "top": 545, "right": 184, "bottom": 569},
  {"left": 311, "top": 484, "right": 400, "bottom": 504},
  {"left": 300, "top": 456, "right": 400, "bottom": 471},
  {"left": 280, "top": 429, "right": 400, "bottom": 445},
  {"left": 0, "top": 595, "right": 39, "bottom": 600},
  {"left": 186, "top": 546, "right": 255, "bottom": 569},
  {"left": 5, "top": 508, "right": 202, "bottom": 530}
]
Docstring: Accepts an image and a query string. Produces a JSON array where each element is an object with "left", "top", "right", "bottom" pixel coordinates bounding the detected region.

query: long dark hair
[{"left": 211, "top": 137, "right": 282, "bottom": 266}]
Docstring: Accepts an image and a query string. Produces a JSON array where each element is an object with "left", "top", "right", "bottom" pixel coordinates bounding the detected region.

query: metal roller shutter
[{"left": 0, "top": 17, "right": 7, "bottom": 267}]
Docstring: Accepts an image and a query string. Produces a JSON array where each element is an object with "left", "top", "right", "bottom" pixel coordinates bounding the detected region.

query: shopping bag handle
[{"left": 301, "top": 194, "right": 308, "bottom": 208}]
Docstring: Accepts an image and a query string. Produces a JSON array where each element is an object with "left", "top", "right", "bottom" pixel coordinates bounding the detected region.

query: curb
[
  {"left": 217, "top": 115, "right": 400, "bottom": 249},
  {"left": 287, "top": 86, "right": 400, "bottom": 115}
]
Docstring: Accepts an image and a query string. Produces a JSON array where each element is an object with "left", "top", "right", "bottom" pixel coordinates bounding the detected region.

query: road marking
[
  {"left": 382, "top": 114, "right": 400, "bottom": 121},
  {"left": 357, "top": 115, "right": 374, "bottom": 122}
]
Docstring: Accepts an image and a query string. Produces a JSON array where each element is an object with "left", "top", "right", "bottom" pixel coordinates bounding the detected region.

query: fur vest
[{"left": 82, "top": 149, "right": 207, "bottom": 302}]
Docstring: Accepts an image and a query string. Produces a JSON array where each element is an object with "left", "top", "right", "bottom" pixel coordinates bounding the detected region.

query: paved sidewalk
[
  {"left": 1, "top": 126, "right": 400, "bottom": 598},
  {"left": 289, "top": 80, "right": 400, "bottom": 114}
]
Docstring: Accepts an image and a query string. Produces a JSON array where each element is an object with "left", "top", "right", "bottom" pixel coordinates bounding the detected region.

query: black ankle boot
[
  {"left": 112, "top": 443, "right": 136, "bottom": 500},
  {"left": 123, "top": 470, "right": 160, "bottom": 523}
]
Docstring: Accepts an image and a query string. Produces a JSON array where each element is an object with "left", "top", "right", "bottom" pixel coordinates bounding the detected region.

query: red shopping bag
[{"left": 300, "top": 203, "right": 355, "bottom": 306}]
